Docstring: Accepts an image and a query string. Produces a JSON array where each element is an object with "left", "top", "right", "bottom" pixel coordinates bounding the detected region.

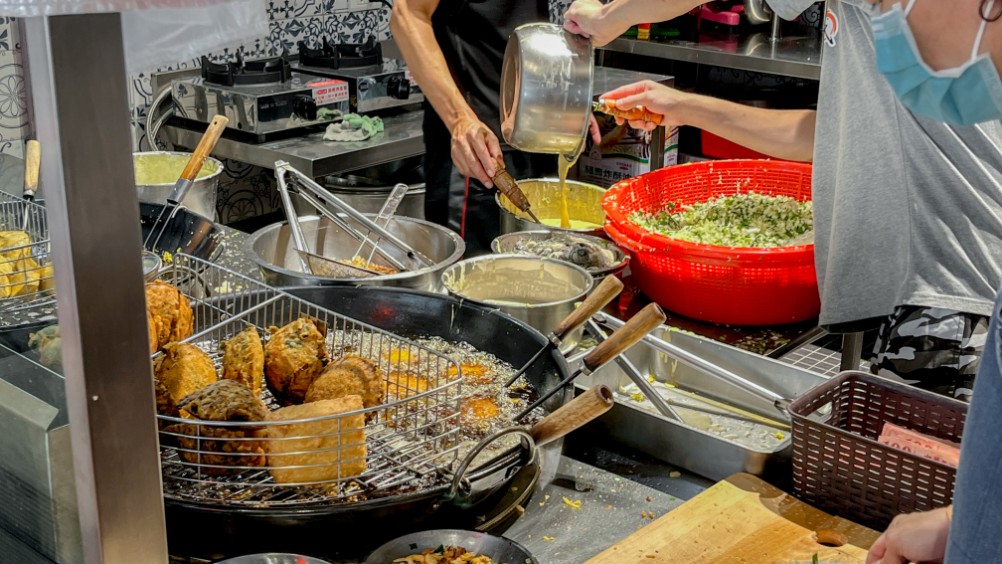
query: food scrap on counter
[{"left": 323, "top": 113, "right": 385, "bottom": 142}]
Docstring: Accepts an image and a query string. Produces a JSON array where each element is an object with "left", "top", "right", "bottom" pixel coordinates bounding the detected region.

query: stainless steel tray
[{"left": 575, "top": 326, "right": 826, "bottom": 482}]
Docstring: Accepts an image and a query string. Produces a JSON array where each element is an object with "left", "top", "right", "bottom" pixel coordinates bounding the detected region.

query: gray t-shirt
[{"left": 770, "top": 0, "right": 1002, "bottom": 327}]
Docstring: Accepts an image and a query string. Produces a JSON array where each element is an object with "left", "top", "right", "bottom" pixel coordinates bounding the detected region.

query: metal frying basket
[
  {"left": 0, "top": 191, "right": 55, "bottom": 327},
  {"left": 155, "top": 255, "right": 464, "bottom": 508}
]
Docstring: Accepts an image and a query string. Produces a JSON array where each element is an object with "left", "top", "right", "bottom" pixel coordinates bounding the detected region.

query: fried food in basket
[
  {"left": 264, "top": 395, "right": 367, "bottom": 484},
  {"left": 5, "top": 256, "right": 40, "bottom": 297},
  {"left": 154, "top": 342, "right": 217, "bottom": 408},
  {"left": 0, "top": 230, "right": 31, "bottom": 260},
  {"left": 305, "top": 355, "right": 384, "bottom": 409},
  {"left": 221, "top": 326, "right": 265, "bottom": 396},
  {"left": 37, "top": 264, "right": 54, "bottom": 292},
  {"left": 146, "top": 280, "right": 194, "bottom": 353},
  {"left": 154, "top": 376, "right": 179, "bottom": 426},
  {"left": 165, "top": 380, "right": 268, "bottom": 474},
  {"left": 265, "top": 317, "right": 329, "bottom": 405}
]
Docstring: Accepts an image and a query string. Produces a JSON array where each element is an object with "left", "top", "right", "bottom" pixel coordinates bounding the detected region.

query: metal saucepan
[
  {"left": 496, "top": 178, "right": 608, "bottom": 238},
  {"left": 164, "top": 286, "right": 572, "bottom": 561},
  {"left": 500, "top": 23, "right": 594, "bottom": 155},
  {"left": 134, "top": 151, "right": 223, "bottom": 221},
  {"left": 441, "top": 254, "right": 594, "bottom": 352}
]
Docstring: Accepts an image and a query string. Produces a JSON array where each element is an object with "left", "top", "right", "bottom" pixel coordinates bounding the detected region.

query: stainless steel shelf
[
  {"left": 165, "top": 109, "right": 426, "bottom": 179},
  {"left": 600, "top": 32, "right": 822, "bottom": 81}
]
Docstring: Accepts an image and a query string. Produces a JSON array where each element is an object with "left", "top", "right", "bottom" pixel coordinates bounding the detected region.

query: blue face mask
[{"left": 870, "top": 0, "right": 1002, "bottom": 125}]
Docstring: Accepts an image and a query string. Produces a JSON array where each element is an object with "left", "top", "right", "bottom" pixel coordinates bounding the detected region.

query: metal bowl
[
  {"left": 496, "top": 178, "right": 607, "bottom": 238},
  {"left": 441, "top": 254, "right": 593, "bottom": 350},
  {"left": 246, "top": 215, "right": 465, "bottom": 293},
  {"left": 214, "top": 554, "right": 331, "bottom": 564},
  {"left": 365, "top": 530, "right": 537, "bottom": 564},
  {"left": 134, "top": 151, "right": 223, "bottom": 221},
  {"left": 491, "top": 230, "right": 628, "bottom": 280},
  {"left": 142, "top": 250, "right": 162, "bottom": 282}
]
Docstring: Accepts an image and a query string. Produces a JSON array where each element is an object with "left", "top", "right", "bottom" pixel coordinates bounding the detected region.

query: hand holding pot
[
  {"left": 564, "top": 0, "right": 625, "bottom": 47},
  {"left": 600, "top": 80, "right": 696, "bottom": 131},
  {"left": 451, "top": 115, "right": 503, "bottom": 188}
]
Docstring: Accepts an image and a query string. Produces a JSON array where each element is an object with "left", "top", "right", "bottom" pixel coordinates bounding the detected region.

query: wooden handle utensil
[
  {"left": 168, "top": 114, "right": 228, "bottom": 205},
  {"left": 582, "top": 303, "right": 666, "bottom": 372},
  {"left": 23, "top": 139, "right": 40, "bottom": 200},
  {"left": 530, "top": 385, "right": 614, "bottom": 447},
  {"left": 552, "top": 276, "right": 624, "bottom": 341}
]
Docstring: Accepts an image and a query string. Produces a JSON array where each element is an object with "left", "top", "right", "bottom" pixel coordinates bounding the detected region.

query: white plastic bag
[{"left": 122, "top": 0, "right": 268, "bottom": 73}]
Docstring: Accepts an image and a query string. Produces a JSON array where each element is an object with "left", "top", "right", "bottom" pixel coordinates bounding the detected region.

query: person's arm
[
  {"left": 564, "top": 0, "right": 705, "bottom": 46},
  {"left": 601, "top": 81, "right": 815, "bottom": 162},
  {"left": 391, "top": 0, "right": 502, "bottom": 186}
]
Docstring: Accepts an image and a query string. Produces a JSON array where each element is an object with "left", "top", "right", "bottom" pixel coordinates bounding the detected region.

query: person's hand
[
  {"left": 451, "top": 115, "right": 503, "bottom": 188},
  {"left": 866, "top": 507, "right": 951, "bottom": 564},
  {"left": 564, "top": 0, "right": 624, "bottom": 47},
  {"left": 600, "top": 80, "right": 697, "bottom": 132},
  {"left": 588, "top": 113, "right": 602, "bottom": 146}
]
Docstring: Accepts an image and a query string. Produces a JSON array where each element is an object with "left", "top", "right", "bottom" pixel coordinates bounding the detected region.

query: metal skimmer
[
  {"left": 155, "top": 255, "right": 463, "bottom": 507},
  {"left": 0, "top": 191, "right": 55, "bottom": 327}
]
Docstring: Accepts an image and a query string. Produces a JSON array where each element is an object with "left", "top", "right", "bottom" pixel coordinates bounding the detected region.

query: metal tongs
[
  {"left": 274, "top": 161, "right": 433, "bottom": 278},
  {"left": 593, "top": 312, "right": 794, "bottom": 422}
]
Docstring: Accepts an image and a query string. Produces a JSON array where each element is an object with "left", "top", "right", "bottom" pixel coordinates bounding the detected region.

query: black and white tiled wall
[{"left": 0, "top": 17, "right": 28, "bottom": 160}]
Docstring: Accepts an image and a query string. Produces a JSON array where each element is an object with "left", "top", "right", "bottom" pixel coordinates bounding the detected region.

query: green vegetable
[
  {"left": 629, "top": 192, "right": 813, "bottom": 248},
  {"left": 812, "top": 553, "right": 819, "bottom": 564},
  {"left": 434, "top": 545, "right": 445, "bottom": 554}
]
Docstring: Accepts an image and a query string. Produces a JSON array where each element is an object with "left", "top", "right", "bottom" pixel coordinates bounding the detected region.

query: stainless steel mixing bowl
[
  {"left": 365, "top": 529, "right": 537, "bottom": 564},
  {"left": 491, "top": 230, "right": 628, "bottom": 280},
  {"left": 247, "top": 215, "right": 465, "bottom": 292},
  {"left": 441, "top": 254, "right": 593, "bottom": 350},
  {"left": 134, "top": 151, "right": 222, "bottom": 220},
  {"left": 496, "top": 178, "right": 608, "bottom": 238}
]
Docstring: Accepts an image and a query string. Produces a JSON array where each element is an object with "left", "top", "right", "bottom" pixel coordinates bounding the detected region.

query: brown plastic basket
[{"left": 788, "top": 371, "right": 967, "bottom": 531}]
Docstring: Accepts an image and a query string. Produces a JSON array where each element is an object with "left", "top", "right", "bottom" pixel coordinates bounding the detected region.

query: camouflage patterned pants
[{"left": 867, "top": 306, "right": 990, "bottom": 402}]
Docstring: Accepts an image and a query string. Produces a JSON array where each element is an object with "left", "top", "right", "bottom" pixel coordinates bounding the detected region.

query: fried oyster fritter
[
  {"left": 265, "top": 317, "right": 329, "bottom": 405},
  {"left": 145, "top": 280, "right": 194, "bottom": 353},
  {"left": 265, "top": 395, "right": 367, "bottom": 484},
  {"left": 221, "top": 326, "right": 264, "bottom": 396},
  {"left": 166, "top": 380, "right": 268, "bottom": 474},
  {"left": 305, "top": 355, "right": 384, "bottom": 410},
  {"left": 154, "top": 376, "right": 179, "bottom": 427},
  {"left": 154, "top": 342, "right": 217, "bottom": 408}
]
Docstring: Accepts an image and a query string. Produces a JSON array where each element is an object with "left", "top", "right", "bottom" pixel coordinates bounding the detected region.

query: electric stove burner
[
  {"left": 296, "top": 36, "right": 382, "bottom": 70},
  {"left": 201, "top": 53, "right": 293, "bottom": 87}
]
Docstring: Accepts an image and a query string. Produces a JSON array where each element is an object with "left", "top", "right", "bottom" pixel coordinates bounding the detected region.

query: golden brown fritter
[
  {"left": 265, "top": 317, "right": 329, "bottom": 405},
  {"left": 145, "top": 280, "right": 194, "bottom": 352},
  {"left": 461, "top": 397, "right": 502, "bottom": 434},
  {"left": 165, "top": 380, "right": 269, "bottom": 475},
  {"left": 154, "top": 376, "right": 179, "bottom": 426},
  {"left": 221, "top": 326, "right": 264, "bottom": 396},
  {"left": 37, "top": 264, "right": 54, "bottom": 293},
  {"left": 265, "top": 395, "right": 367, "bottom": 484},
  {"left": 448, "top": 363, "right": 493, "bottom": 386},
  {"left": 304, "top": 355, "right": 384, "bottom": 410},
  {"left": 154, "top": 342, "right": 217, "bottom": 408}
]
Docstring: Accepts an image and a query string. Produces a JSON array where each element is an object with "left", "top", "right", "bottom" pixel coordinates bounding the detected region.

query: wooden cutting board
[{"left": 586, "top": 473, "right": 879, "bottom": 564}]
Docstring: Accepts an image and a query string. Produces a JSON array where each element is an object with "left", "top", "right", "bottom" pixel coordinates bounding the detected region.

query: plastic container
[
  {"left": 601, "top": 159, "right": 817, "bottom": 326},
  {"left": 788, "top": 371, "right": 967, "bottom": 531}
]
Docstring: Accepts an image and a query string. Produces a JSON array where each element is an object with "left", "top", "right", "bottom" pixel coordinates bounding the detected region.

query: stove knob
[
  {"left": 387, "top": 75, "right": 411, "bottom": 100},
  {"left": 294, "top": 95, "right": 318, "bottom": 121}
]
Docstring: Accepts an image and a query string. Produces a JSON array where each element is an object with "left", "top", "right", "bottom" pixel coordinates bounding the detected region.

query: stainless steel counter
[
  {"left": 600, "top": 32, "right": 822, "bottom": 81},
  {"left": 164, "top": 110, "right": 426, "bottom": 178}
]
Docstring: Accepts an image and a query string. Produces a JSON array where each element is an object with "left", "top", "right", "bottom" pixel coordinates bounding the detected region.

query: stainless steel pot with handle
[
  {"left": 134, "top": 151, "right": 222, "bottom": 220},
  {"left": 500, "top": 23, "right": 594, "bottom": 155}
]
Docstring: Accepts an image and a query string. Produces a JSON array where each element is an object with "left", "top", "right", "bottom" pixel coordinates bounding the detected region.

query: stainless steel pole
[{"left": 23, "top": 13, "right": 168, "bottom": 564}]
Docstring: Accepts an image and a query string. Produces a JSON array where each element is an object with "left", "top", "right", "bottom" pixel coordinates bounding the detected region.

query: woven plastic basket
[
  {"left": 602, "top": 159, "right": 818, "bottom": 325},
  {"left": 788, "top": 371, "right": 967, "bottom": 531}
]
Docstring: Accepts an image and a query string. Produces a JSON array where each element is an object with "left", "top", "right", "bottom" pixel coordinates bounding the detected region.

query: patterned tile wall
[{"left": 0, "top": 17, "right": 28, "bottom": 160}]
